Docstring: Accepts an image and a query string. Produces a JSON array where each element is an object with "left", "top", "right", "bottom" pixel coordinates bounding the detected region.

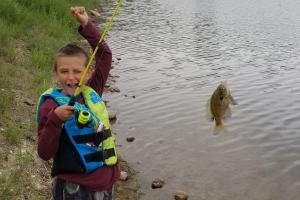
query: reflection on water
[{"left": 100, "top": 0, "right": 300, "bottom": 199}]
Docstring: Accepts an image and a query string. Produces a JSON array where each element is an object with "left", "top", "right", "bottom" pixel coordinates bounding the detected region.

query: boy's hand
[
  {"left": 54, "top": 105, "right": 74, "bottom": 121},
  {"left": 70, "top": 6, "right": 89, "bottom": 27}
]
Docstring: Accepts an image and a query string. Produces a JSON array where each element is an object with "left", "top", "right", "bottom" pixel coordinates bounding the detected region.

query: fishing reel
[{"left": 75, "top": 110, "right": 91, "bottom": 129}]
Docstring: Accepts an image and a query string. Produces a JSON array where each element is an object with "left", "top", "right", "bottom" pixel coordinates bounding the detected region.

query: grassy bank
[{"left": 0, "top": 0, "right": 96, "bottom": 199}]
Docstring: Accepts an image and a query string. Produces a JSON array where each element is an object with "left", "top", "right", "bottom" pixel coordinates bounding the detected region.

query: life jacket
[{"left": 36, "top": 86, "right": 117, "bottom": 175}]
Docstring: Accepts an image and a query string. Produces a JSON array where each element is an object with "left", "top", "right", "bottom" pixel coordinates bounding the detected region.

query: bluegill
[{"left": 207, "top": 82, "right": 237, "bottom": 130}]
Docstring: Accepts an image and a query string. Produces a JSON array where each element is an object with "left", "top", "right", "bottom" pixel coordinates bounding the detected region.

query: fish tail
[
  {"left": 213, "top": 122, "right": 224, "bottom": 135},
  {"left": 216, "top": 123, "right": 224, "bottom": 129},
  {"left": 215, "top": 120, "right": 224, "bottom": 128}
]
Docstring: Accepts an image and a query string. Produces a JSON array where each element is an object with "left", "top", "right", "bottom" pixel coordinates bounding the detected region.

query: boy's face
[{"left": 54, "top": 54, "right": 86, "bottom": 95}]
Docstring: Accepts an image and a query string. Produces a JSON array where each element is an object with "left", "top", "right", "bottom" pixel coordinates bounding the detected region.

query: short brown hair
[{"left": 54, "top": 43, "right": 88, "bottom": 69}]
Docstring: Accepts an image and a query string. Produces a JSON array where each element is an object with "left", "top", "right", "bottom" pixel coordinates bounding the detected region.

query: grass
[
  {"left": 0, "top": 151, "right": 36, "bottom": 200},
  {"left": 0, "top": 0, "right": 99, "bottom": 199}
]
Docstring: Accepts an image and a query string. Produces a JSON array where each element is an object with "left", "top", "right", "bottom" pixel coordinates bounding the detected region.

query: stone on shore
[
  {"left": 109, "top": 87, "right": 120, "bottom": 93},
  {"left": 174, "top": 191, "right": 188, "bottom": 200},
  {"left": 151, "top": 177, "right": 165, "bottom": 189},
  {"left": 108, "top": 110, "right": 117, "bottom": 120},
  {"left": 126, "top": 137, "right": 135, "bottom": 142}
]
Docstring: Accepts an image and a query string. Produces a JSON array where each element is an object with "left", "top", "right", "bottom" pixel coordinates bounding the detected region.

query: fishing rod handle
[{"left": 68, "top": 95, "right": 76, "bottom": 106}]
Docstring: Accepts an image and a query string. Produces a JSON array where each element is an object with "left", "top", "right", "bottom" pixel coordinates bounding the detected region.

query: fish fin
[
  {"left": 223, "top": 106, "right": 232, "bottom": 120},
  {"left": 220, "top": 81, "right": 227, "bottom": 85},
  {"left": 206, "top": 98, "right": 214, "bottom": 121},
  {"left": 229, "top": 94, "right": 238, "bottom": 105}
]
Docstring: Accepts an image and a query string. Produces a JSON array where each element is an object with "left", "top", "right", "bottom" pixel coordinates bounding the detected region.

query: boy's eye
[{"left": 74, "top": 70, "right": 83, "bottom": 74}]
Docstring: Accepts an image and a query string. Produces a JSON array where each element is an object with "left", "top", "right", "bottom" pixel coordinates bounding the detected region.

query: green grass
[
  {"left": 0, "top": 0, "right": 98, "bottom": 199},
  {"left": 0, "top": 151, "right": 35, "bottom": 199},
  {"left": 0, "top": 62, "right": 15, "bottom": 114},
  {"left": 5, "top": 125, "right": 23, "bottom": 145}
]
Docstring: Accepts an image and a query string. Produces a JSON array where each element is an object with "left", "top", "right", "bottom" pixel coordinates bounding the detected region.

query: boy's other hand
[
  {"left": 70, "top": 6, "right": 89, "bottom": 27},
  {"left": 54, "top": 105, "right": 74, "bottom": 121}
]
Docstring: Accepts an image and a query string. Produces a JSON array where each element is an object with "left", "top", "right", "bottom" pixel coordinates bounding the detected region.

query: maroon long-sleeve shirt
[{"left": 37, "top": 21, "right": 120, "bottom": 191}]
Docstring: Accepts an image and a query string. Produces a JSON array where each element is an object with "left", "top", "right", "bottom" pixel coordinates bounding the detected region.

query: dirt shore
[{"left": 90, "top": 6, "right": 140, "bottom": 199}]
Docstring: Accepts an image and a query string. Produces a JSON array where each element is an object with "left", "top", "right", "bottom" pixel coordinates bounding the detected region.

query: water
[{"left": 99, "top": 0, "right": 300, "bottom": 199}]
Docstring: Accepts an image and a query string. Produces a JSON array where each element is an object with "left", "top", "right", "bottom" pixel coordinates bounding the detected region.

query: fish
[{"left": 207, "top": 82, "right": 237, "bottom": 131}]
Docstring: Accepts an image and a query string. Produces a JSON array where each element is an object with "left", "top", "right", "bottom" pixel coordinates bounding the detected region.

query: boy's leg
[
  {"left": 93, "top": 187, "right": 113, "bottom": 200},
  {"left": 52, "top": 178, "right": 64, "bottom": 200},
  {"left": 52, "top": 178, "right": 94, "bottom": 200}
]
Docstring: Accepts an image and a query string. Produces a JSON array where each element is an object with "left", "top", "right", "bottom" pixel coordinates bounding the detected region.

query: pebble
[
  {"left": 108, "top": 110, "right": 117, "bottom": 120},
  {"left": 126, "top": 137, "right": 135, "bottom": 142},
  {"left": 174, "top": 191, "right": 188, "bottom": 200},
  {"left": 151, "top": 177, "right": 165, "bottom": 189},
  {"left": 109, "top": 87, "right": 120, "bottom": 93},
  {"left": 24, "top": 99, "right": 35, "bottom": 106}
]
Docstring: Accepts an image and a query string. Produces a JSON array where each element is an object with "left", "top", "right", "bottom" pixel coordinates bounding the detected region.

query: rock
[
  {"left": 174, "top": 191, "right": 188, "bottom": 200},
  {"left": 108, "top": 110, "right": 117, "bottom": 120},
  {"left": 90, "top": 9, "right": 101, "bottom": 17},
  {"left": 26, "top": 134, "right": 36, "bottom": 141},
  {"left": 24, "top": 99, "right": 35, "bottom": 106},
  {"left": 151, "top": 177, "right": 165, "bottom": 189},
  {"left": 132, "top": 95, "right": 136, "bottom": 98},
  {"left": 109, "top": 87, "right": 120, "bottom": 93},
  {"left": 126, "top": 137, "right": 135, "bottom": 142},
  {"left": 116, "top": 57, "right": 122, "bottom": 61},
  {"left": 105, "top": 83, "right": 110, "bottom": 88}
]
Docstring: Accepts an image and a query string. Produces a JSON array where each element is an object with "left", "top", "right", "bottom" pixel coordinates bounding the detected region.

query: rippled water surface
[{"left": 100, "top": 0, "right": 300, "bottom": 199}]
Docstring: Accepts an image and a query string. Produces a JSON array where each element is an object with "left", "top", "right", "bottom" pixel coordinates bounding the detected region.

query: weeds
[{"left": 0, "top": 0, "right": 97, "bottom": 199}]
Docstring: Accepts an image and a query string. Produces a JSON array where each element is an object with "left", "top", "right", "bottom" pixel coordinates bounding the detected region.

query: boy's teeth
[{"left": 67, "top": 83, "right": 78, "bottom": 87}]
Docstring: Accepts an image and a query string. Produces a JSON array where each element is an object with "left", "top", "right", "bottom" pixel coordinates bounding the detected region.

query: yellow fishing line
[{"left": 73, "top": 0, "right": 123, "bottom": 97}]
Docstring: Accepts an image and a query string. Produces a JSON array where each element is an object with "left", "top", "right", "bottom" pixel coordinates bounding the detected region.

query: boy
[{"left": 36, "top": 6, "right": 126, "bottom": 200}]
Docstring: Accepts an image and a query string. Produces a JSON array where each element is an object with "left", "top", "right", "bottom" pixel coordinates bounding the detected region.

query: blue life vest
[{"left": 36, "top": 86, "right": 117, "bottom": 174}]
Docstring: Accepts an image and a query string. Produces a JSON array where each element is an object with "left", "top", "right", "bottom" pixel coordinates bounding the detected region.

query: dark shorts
[{"left": 52, "top": 178, "right": 113, "bottom": 200}]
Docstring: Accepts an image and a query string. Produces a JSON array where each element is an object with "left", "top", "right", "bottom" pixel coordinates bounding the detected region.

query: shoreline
[
  {"left": 104, "top": 59, "right": 141, "bottom": 199},
  {"left": 113, "top": 158, "right": 140, "bottom": 200},
  {"left": 104, "top": 55, "right": 140, "bottom": 199},
  {"left": 93, "top": 7, "right": 140, "bottom": 198}
]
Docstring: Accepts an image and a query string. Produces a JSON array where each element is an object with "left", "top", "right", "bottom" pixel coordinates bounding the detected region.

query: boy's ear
[{"left": 53, "top": 68, "right": 58, "bottom": 79}]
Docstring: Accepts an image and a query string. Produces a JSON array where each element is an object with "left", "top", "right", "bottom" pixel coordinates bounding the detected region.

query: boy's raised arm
[
  {"left": 80, "top": 22, "right": 112, "bottom": 95},
  {"left": 75, "top": 9, "right": 112, "bottom": 96}
]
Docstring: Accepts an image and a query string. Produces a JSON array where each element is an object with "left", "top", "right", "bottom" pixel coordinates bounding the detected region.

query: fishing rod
[{"left": 69, "top": 0, "right": 123, "bottom": 106}]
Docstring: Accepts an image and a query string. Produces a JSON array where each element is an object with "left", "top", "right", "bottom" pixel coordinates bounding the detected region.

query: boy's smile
[{"left": 54, "top": 54, "right": 86, "bottom": 95}]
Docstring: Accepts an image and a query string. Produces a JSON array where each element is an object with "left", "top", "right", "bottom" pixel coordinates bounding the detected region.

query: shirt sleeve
[
  {"left": 37, "top": 99, "right": 64, "bottom": 161},
  {"left": 78, "top": 21, "right": 112, "bottom": 96}
]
